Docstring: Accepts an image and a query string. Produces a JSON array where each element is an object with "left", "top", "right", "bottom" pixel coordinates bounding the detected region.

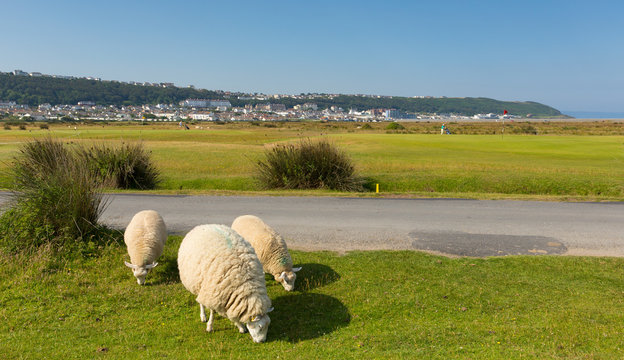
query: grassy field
[
  {"left": 1, "top": 121, "right": 623, "bottom": 358},
  {"left": 0, "top": 121, "right": 622, "bottom": 200},
  {"left": 1, "top": 237, "right": 623, "bottom": 359}
]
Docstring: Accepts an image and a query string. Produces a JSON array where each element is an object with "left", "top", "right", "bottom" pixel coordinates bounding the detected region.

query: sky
[{"left": 1, "top": 0, "right": 623, "bottom": 112}]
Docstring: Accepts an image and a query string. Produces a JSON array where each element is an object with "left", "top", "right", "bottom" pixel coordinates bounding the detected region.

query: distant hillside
[
  {"left": 0, "top": 73, "right": 219, "bottom": 107},
  {"left": 0, "top": 73, "right": 563, "bottom": 116},
  {"left": 230, "top": 96, "right": 564, "bottom": 117}
]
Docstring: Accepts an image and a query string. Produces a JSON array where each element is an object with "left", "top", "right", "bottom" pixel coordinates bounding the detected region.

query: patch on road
[{"left": 409, "top": 231, "right": 566, "bottom": 257}]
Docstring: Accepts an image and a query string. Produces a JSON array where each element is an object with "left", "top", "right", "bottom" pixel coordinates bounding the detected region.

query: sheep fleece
[
  {"left": 177, "top": 224, "right": 271, "bottom": 323},
  {"left": 124, "top": 210, "right": 167, "bottom": 265},
  {"left": 231, "top": 215, "right": 293, "bottom": 275}
]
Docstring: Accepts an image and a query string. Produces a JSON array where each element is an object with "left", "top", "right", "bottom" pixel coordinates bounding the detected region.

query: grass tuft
[
  {"left": 78, "top": 141, "right": 161, "bottom": 190},
  {"left": 0, "top": 137, "right": 110, "bottom": 254},
  {"left": 386, "top": 122, "right": 405, "bottom": 130},
  {"left": 255, "top": 139, "right": 364, "bottom": 191}
]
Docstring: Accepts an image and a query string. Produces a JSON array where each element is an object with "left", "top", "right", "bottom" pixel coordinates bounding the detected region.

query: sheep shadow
[
  {"left": 294, "top": 263, "right": 340, "bottom": 292},
  {"left": 269, "top": 293, "right": 350, "bottom": 343},
  {"left": 148, "top": 252, "right": 180, "bottom": 285}
]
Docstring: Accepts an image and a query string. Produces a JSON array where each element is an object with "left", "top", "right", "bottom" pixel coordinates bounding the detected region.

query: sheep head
[
  {"left": 124, "top": 261, "right": 158, "bottom": 285},
  {"left": 246, "top": 307, "right": 273, "bottom": 343},
  {"left": 275, "top": 267, "right": 301, "bottom": 291}
]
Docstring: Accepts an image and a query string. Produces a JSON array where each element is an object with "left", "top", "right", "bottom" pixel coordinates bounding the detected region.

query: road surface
[{"left": 94, "top": 194, "right": 623, "bottom": 257}]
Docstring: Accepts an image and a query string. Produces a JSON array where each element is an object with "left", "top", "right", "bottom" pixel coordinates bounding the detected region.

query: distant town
[{"left": 0, "top": 69, "right": 521, "bottom": 123}]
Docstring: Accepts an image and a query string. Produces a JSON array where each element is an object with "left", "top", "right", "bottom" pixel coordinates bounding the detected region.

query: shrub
[
  {"left": 0, "top": 137, "right": 108, "bottom": 254},
  {"left": 39, "top": 123, "right": 49, "bottom": 130},
  {"left": 79, "top": 142, "right": 160, "bottom": 190},
  {"left": 19, "top": 124, "right": 27, "bottom": 130},
  {"left": 511, "top": 124, "right": 538, "bottom": 135},
  {"left": 3, "top": 124, "right": 10, "bottom": 130},
  {"left": 386, "top": 122, "right": 405, "bottom": 130},
  {"left": 256, "top": 139, "right": 364, "bottom": 191},
  {"left": 360, "top": 123, "right": 373, "bottom": 130}
]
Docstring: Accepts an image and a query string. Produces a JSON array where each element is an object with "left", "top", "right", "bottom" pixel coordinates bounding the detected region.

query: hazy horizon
[{"left": 1, "top": 1, "right": 622, "bottom": 112}]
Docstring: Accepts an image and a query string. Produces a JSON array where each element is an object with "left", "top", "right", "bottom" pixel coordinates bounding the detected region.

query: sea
[{"left": 563, "top": 111, "right": 624, "bottom": 119}]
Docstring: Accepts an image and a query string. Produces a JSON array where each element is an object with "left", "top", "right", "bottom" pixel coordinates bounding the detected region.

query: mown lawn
[
  {"left": 1, "top": 236, "right": 623, "bottom": 359},
  {"left": 0, "top": 122, "right": 622, "bottom": 199}
]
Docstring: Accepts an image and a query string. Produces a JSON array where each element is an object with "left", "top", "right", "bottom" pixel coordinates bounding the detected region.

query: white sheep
[
  {"left": 231, "top": 215, "right": 301, "bottom": 291},
  {"left": 177, "top": 224, "right": 273, "bottom": 343},
  {"left": 123, "top": 210, "right": 167, "bottom": 285}
]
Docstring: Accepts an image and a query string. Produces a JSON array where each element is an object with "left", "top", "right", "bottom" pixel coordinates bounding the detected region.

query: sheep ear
[
  {"left": 145, "top": 262, "right": 158, "bottom": 269},
  {"left": 292, "top": 267, "right": 302, "bottom": 272},
  {"left": 124, "top": 261, "right": 138, "bottom": 269},
  {"left": 267, "top": 307, "right": 274, "bottom": 313},
  {"left": 251, "top": 316, "right": 258, "bottom": 322}
]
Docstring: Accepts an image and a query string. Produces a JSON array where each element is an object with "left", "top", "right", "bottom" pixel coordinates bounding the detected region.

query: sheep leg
[
  {"left": 206, "top": 309, "right": 214, "bottom": 332},
  {"left": 234, "top": 320, "right": 247, "bottom": 334},
  {"left": 200, "top": 304, "right": 207, "bottom": 322}
]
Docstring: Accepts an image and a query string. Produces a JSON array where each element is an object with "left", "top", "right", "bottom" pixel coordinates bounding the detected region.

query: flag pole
[{"left": 501, "top": 109, "right": 508, "bottom": 140}]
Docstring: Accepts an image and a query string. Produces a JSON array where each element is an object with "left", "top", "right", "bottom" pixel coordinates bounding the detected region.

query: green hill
[
  {"left": 0, "top": 73, "right": 563, "bottom": 116},
  {"left": 0, "top": 73, "right": 219, "bottom": 107}
]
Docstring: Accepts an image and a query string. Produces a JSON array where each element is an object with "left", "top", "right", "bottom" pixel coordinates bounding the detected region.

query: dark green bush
[
  {"left": 360, "top": 123, "right": 373, "bottom": 130},
  {"left": 386, "top": 122, "right": 405, "bottom": 130},
  {"left": 39, "top": 123, "right": 49, "bottom": 129},
  {"left": 79, "top": 142, "right": 160, "bottom": 190},
  {"left": 18, "top": 124, "right": 27, "bottom": 130},
  {"left": 256, "top": 139, "right": 364, "bottom": 191},
  {"left": 0, "top": 137, "right": 108, "bottom": 254},
  {"left": 3, "top": 124, "right": 10, "bottom": 130}
]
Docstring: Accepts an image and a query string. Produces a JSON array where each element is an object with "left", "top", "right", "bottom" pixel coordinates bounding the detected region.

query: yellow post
[{"left": 376, "top": 183, "right": 379, "bottom": 193}]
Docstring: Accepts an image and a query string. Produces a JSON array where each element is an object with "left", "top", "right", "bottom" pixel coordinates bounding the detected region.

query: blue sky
[{"left": 2, "top": 0, "right": 623, "bottom": 112}]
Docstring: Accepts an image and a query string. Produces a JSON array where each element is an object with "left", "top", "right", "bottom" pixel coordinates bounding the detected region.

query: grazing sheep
[
  {"left": 177, "top": 224, "right": 273, "bottom": 343},
  {"left": 231, "top": 215, "right": 301, "bottom": 291},
  {"left": 124, "top": 210, "right": 167, "bottom": 285}
]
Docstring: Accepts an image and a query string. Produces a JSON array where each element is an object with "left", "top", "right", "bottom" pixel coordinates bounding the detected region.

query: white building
[
  {"left": 189, "top": 113, "right": 215, "bottom": 121},
  {"left": 180, "top": 99, "right": 232, "bottom": 108},
  {"left": 472, "top": 113, "right": 499, "bottom": 120}
]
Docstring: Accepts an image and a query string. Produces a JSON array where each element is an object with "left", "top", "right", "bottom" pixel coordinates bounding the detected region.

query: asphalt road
[{"left": 93, "top": 194, "right": 623, "bottom": 258}]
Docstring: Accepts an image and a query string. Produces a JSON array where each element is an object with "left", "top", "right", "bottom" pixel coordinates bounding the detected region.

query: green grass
[
  {"left": 1, "top": 237, "right": 623, "bottom": 359},
  {"left": 342, "top": 134, "right": 624, "bottom": 197},
  {"left": 0, "top": 122, "right": 622, "bottom": 199}
]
